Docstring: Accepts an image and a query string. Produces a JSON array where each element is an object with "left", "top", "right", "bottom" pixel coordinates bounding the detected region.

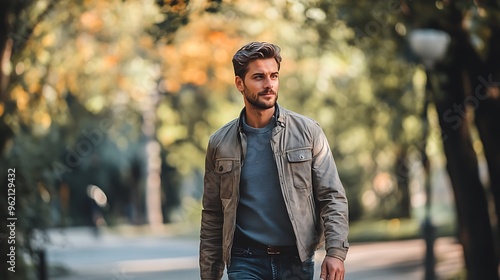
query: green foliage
[
  {"left": 1, "top": 0, "right": 182, "bottom": 277},
  {"left": 3, "top": 1, "right": 499, "bottom": 277},
  {"left": 153, "top": 0, "right": 190, "bottom": 42},
  {"left": 1, "top": 0, "right": 430, "bottom": 236}
]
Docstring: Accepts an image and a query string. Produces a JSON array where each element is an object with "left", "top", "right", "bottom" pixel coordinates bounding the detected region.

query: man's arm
[
  {"left": 199, "top": 142, "right": 225, "bottom": 280},
  {"left": 310, "top": 124, "right": 349, "bottom": 263}
]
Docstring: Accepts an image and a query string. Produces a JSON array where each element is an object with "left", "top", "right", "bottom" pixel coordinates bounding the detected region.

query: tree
[
  {"left": 152, "top": 0, "right": 426, "bottom": 225},
  {"left": 402, "top": 2, "right": 500, "bottom": 278},
  {"left": 332, "top": 0, "right": 500, "bottom": 278},
  {"left": 1, "top": 1, "right": 59, "bottom": 279},
  {"left": 0, "top": 0, "right": 198, "bottom": 277}
]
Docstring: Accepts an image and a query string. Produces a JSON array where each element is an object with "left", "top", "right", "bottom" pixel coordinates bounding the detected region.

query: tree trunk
[
  {"left": 395, "top": 147, "right": 411, "bottom": 218},
  {"left": 0, "top": 6, "right": 13, "bottom": 154},
  {"left": 474, "top": 89, "right": 500, "bottom": 256},
  {"left": 431, "top": 55, "right": 499, "bottom": 278},
  {"left": 0, "top": 6, "right": 9, "bottom": 96},
  {"left": 420, "top": 2, "right": 500, "bottom": 276},
  {"left": 468, "top": 22, "right": 500, "bottom": 252}
]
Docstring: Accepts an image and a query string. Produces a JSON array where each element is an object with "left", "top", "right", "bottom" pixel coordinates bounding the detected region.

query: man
[{"left": 200, "top": 41, "right": 349, "bottom": 280}]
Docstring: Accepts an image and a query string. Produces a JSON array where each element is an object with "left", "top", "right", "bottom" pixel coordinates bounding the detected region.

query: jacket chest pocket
[
  {"left": 286, "top": 148, "right": 312, "bottom": 189},
  {"left": 215, "top": 159, "right": 236, "bottom": 199}
]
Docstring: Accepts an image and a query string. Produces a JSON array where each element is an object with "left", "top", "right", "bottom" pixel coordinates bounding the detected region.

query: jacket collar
[{"left": 237, "top": 103, "right": 283, "bottom": 132}]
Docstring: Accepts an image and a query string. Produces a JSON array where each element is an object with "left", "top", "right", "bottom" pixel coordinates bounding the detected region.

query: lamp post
[
  {"left": 408, "top": 29, "right": 451, "bottom": 70},
  {"left": 408, "top": 29, "right": 451, "bottom": 280}
]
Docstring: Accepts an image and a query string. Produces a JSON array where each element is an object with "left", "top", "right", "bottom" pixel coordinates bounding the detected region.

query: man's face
[{"left": 235, "top": 58, "right": 279, "bottom": 110}]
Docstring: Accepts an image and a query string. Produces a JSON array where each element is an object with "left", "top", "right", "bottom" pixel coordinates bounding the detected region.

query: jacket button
[
  {"left": 300, "top": 155, "right": 304, "bottom": 159},
  {"left": 219, "top": 166, "right": 223, "bottom": 171}
]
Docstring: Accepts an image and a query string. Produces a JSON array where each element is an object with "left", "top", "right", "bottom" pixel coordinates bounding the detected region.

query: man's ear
[{"left": 235, "top": 76, "right": 244, "bottom": 92}]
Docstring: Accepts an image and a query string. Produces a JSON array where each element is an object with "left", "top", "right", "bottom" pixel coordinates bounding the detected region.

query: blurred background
[{"left": 0, "top": 0, "right": 499, "bottom": 279}]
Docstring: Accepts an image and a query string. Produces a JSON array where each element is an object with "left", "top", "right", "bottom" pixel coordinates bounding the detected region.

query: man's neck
[{"left": 244, "top": 106, "right": 275, "bottom": 128}]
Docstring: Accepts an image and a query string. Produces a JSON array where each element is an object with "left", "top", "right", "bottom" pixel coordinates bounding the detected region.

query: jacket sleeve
[
  {"left": 199, "top": 139, "right": 225, "bottom": 280},
  {"left": 311, "top": 124, "right": 349, "bottom": 261}
]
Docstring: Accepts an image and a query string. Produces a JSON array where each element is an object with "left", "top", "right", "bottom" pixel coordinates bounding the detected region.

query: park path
[{"left": 46, "top": 227, "right": 463, "bottom": 280}]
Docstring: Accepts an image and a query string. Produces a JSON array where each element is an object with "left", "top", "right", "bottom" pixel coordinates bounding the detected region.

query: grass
[{"left": 349, "top": 218, "right": 457, "bottom": 243}]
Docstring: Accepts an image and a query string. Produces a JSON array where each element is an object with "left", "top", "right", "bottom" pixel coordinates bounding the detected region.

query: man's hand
[{"left": 319, "top": 255, "right": 345, "bottom": 280}]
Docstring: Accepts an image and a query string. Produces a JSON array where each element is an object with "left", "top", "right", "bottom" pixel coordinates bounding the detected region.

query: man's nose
[{"left": 264, "top": 76, "right": 274, "bottom": 88}]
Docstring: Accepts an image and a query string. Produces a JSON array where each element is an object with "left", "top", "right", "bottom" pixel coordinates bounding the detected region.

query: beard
[{"left": 244, "top": 89, "right": 278, "bottom": 110}]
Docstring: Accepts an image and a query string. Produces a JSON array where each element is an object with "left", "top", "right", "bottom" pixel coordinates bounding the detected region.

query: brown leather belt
[{"left": 234, "top": 231, "right": 297, "bottom": 255}]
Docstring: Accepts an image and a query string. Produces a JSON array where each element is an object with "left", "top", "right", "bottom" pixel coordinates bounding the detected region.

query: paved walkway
[
  {"left": 45, "top": 227, "right": 464, "bottom": 280},
  {"left": 342, "top": 237, "right": 463, "bottom": 279}
]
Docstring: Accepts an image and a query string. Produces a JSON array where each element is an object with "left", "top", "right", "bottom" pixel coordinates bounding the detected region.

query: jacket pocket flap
[
  {"left": 287, "top": 149, "right": 312, "bottom": 162},
  {"left": 215, "top": 160, "right": 233, "bottom": 174}
]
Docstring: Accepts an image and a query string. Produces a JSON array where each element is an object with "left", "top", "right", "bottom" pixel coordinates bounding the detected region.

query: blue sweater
[{"left": 236, "top": 116, "right": 296, "bottom": 246}]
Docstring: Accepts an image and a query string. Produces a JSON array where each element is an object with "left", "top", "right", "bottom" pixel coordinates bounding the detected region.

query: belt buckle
[{"left": 267, "top": 246, "right": 280, "bottom": 255}]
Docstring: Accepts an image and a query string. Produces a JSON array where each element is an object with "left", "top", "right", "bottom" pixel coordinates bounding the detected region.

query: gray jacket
[{"left": 200, "top": 104, "right": 349, "bottom": 280}]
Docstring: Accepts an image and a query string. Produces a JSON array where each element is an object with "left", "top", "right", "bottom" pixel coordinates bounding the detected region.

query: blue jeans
[{"left": 227, "top": 245, "right": 314, "bottom": 280}]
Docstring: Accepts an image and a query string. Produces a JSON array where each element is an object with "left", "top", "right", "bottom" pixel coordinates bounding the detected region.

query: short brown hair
[{"left": 232, "top": 42, "right": 282, "bottom": 79}]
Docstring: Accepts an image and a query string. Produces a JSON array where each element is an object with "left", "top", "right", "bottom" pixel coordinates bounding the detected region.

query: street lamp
[
  {"left": 409, "top": 29, "right": 451, "bottom": 70},
  {"left": 408, "top": 28, "right": 451, "bottom": 280}
]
